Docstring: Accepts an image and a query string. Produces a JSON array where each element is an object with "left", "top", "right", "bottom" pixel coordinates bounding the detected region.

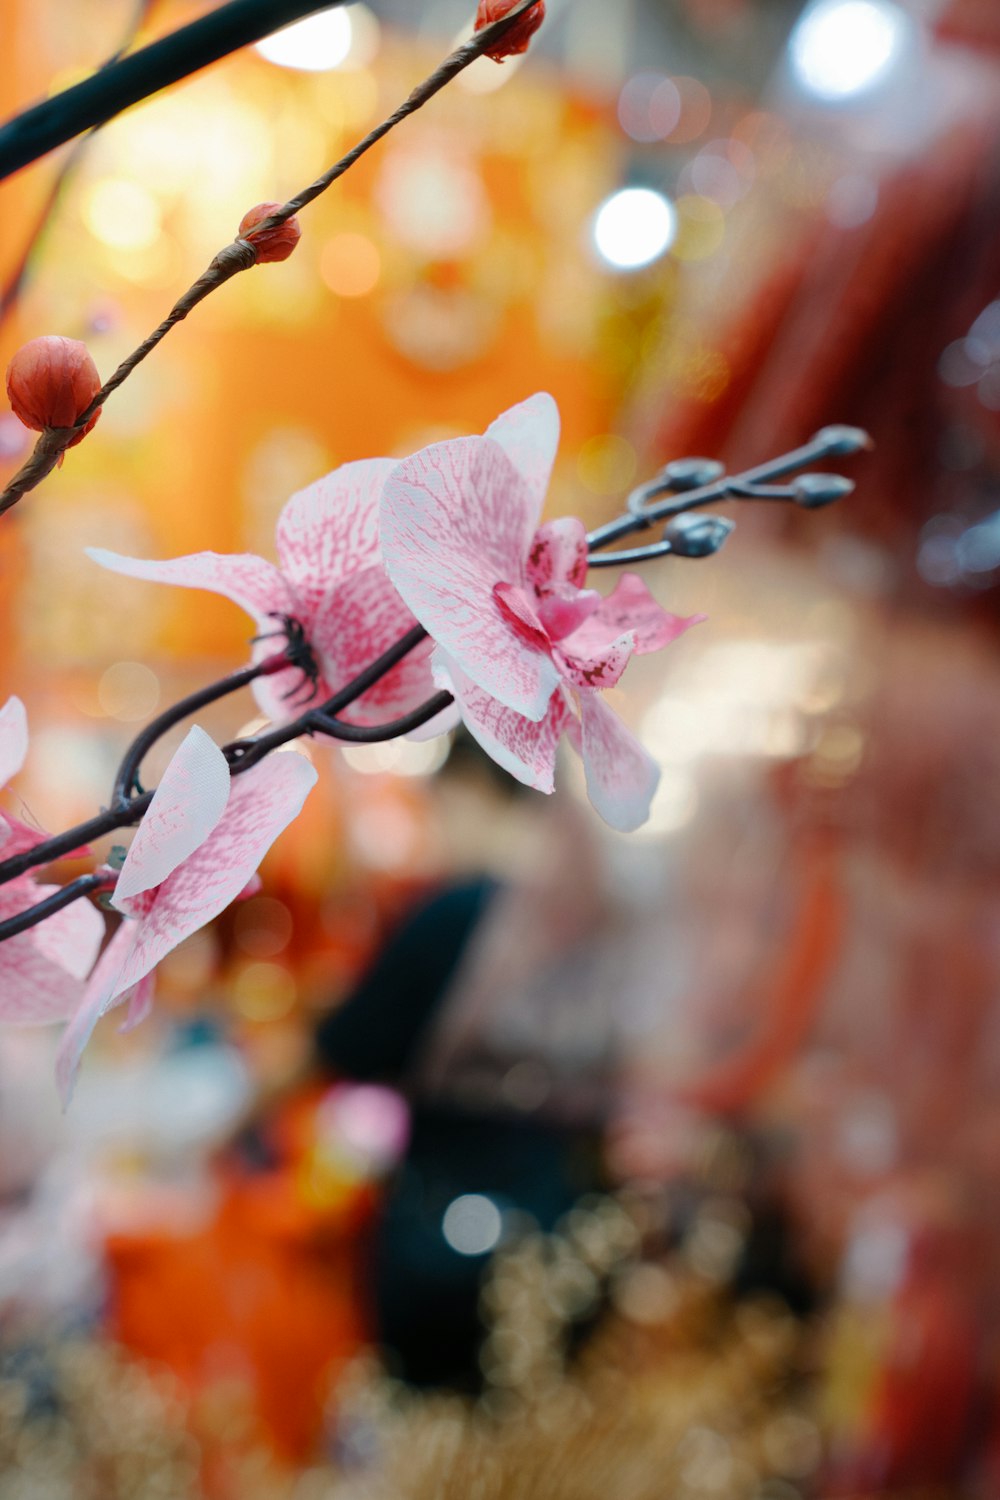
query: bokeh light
[
  {"left": 788, "top": 0, "right": 912, "bottom": 101},
  {"left": 442, "top": 1194, "right": 504, "bottom": 1256},
  {"left": 319, "top": 232, "right": 382, "bottom": 298},
  {"left": 255, "top": 7, "right": 353, "bottom": 71},
  {"left": 592, "top": 188, "right": 677, "bottom": 271}
]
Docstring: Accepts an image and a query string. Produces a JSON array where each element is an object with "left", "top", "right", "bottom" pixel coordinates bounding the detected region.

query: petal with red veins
[
  {"left": 114, "top": 726, "right": 231, "bottom": 905},
  {"left": 575, "top": 691, "right": 660, "bottom": 832},
  {"left": 381, "top": 437, "right": 559, "bottom": 719},
  {"left": 434, "top": 652, "right": 570, "bottom": 793},
  {"left": 526, "top": 517, "right": 588, "bottom": 593},
  {"left": 276, "top": 458, "right": 395, "bottom": 617},
  {"left": 485, "top": 394, "right": 560, "bottom": 514},
  {"left": 493, "top": 582, "right": 549, "bottom": 650},
  {"left": 58, "top": 752, "right": 317, "bottom": 1103},
  {"left": 0, "top": 696, "right": 27, "bottom": 787},
  {"left": 590, "top": 572, "right": 704, "bottom": 655},
  {"left": 86, "top": 547, "right": 296, "bottom": 632},
  {"left": 554, "top": 631, "right": 633, "bottom": 691},
  {"left": 536, "top": 584, "right": 601, "bottom": 643},
  {"left": 310, "top": 564, "right": 435, "bottom": 724}
]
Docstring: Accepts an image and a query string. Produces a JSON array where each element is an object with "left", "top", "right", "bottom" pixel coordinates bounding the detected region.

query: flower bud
[
  {"left": 5, "top": 336, "right": 102, "bottom": 445},
  {"left": 238, "top": 202, "right": 302, "bottom": 264},
  {"left": 474, "top": 0, "right": 546, "bottom": 61}
]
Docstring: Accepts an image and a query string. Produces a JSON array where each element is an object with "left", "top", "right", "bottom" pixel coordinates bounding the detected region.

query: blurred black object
[{"left": 316, "top": 875, "right": 602, "bottom": 1389}]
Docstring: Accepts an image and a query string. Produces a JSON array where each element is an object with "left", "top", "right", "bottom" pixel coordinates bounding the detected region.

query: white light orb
[
  {"left": 788, "top": 0, "right": 910, "bottom": 101},
  {"left": 441, "top": 1194, "right": 503, "bottom": 1257},
  {"left": 592, "top": 188, "right": 676, "bottom": 271},
  {"left": 256, "top": 7, "right": 352, "bottom": 71}
]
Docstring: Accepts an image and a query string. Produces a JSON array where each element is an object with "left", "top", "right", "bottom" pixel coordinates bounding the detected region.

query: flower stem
[{"left": 0, "top": 873, "right": 112, "bottom": 944}]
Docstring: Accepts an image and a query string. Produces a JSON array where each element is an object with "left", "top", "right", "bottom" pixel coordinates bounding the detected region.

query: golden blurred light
[
  {"left": 806, "top": 721, "right": 865, "bottom": 784},
  {"left": 97, "top": 661, "right": 161, "bottom": 722},
  {"left": 319, "top": 232, "right": 382, "bottom": 298},
  {"left": 576, "top": 433, "right": 637, "bottom": 495},
  {"left": 617, "top": 73, "right": 682, "bottom": 143},
  {"left": 671, "top": 195, "right": 726, "bottom": 262},
  {"left": 232, "top": 960, "right": 298, "bottom": 1021},
  {"left": 82, "top": 178, "right": 162, "bottom": 252},
  {"left": 376, "top": 149, "right": 491, "bottom": 258},
  {"left": 255, "top": 7, "right": 353, "bottom": 71}
]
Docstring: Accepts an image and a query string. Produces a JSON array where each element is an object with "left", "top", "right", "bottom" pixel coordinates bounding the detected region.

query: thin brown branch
[{"left": 0, "top": 0, "right": 543, "bottom": 518}]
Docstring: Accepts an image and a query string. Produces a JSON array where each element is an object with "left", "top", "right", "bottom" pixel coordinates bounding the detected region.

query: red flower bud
[
  {"left": 238, "top": 202, "right": 302, "bottom": 264},
  {"left": 5, "top": 336, "right": 102, "bottom": 445},
  {"left": 474, "top": 0, "right": 545, "bottom": 61}
]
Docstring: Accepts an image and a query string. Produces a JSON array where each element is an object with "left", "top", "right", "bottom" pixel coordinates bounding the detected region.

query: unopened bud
[
  {"left": 474, "top": 0, "right": 546, "bottom": 61},
  {"left": 5, "top": 336, "right": 102, "bottom": 444},
  {"left": 238, "top": 202, "right": 302, "bottom": 264}
]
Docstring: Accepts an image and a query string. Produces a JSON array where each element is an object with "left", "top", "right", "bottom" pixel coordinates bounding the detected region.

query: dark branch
[
  {"left": 0, "top": 0, "right": 341, "bottom": 181},
  {"left": 0, "top": 874, "right": 111, "bottom": 945}
]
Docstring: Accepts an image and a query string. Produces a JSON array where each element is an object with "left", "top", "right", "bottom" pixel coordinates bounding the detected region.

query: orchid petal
[
  {"left": 381, "top": 438, "right": 559, "bottom": 718},
  {"left": 310, "top": 564, "right": 436, "bottom": 723},
  {"left": 536, "top": 585, "right": 602, "bottom": 643},
  {"left": 34, "top": 883, "right": 104, "bottom": 981},
  {"left": 86, "top": 548, "right": 295, "bottom": 631},
  {"left": 554, "top": 631, "right": 633, "bottom": 692},
  {"left": 55, "top": 924, "right": 136, "bottom": 1102},
  {"left": 114, "top": 726, "right": 231, "bottom": 905},
  {"left": 112, "top": 752, "right": 316, "bottom": 1002},
  {"left": 485, "top": 394, "right": 560, "bottom": 515},
  {"left": 0, "top": 810, "right": 49, "bottom": 860},
  {"left": 434, "top": 652, "right": 570, "bottom": 793},
  {"left": 120, "top": 974, "right": 156, "bottom": 1033},
  {"left": 493, "top": 582, "right": 549, "bottom": 650},
  {"left": 0, "top": 697, "right": 28, "bottom": 788},
  {"left": 575, "top": 691, "right": 660, "bottom": 832},
  {"left": 0, "top": 936, "right": 87, "bottom": 1024},
  {"left": 276, "top": 458, "right": 395, "bottom": 615},
  {"left": 526, "top": 518, "right": 588, "bottom": 593},
  {"left": 591, "top": 573, "right": 704, "bottom": 655},
  {"left": 57, "top": 753, "right": 317, "bottom": 1103}
]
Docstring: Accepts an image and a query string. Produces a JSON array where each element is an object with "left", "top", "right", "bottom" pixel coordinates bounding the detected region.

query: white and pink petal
[
  {"left": 589, "top": 573, "right": 704, "bottom": 655},
  {"left": 87, "top": 548, "right": 296, "bottom": 633},
  {"left": 485, "top": 394, "right": 560, "bottom": 517},
  {"left": 526, "top": 517, "right": 588, "bottom": 593},
  {"left": 276, "top": 457, "right": 395, "bottom": 614},
  {"left": 0, "top": 697, "right": 28, "bottom": 789},
  {"left": 574, "top": 691, "right": 660, "bottom": 833},
  {"left": 114, "top": 727, "right": 231, "bottom": 906},
  {"left": 554, "top": 630, "right": 633, "bottom": 692},
  {"left": 381, "top": 438, "right": 559, "bottom": 719},
  {"left": 433, "top": 653, "right": 569, "bottom": 794}
]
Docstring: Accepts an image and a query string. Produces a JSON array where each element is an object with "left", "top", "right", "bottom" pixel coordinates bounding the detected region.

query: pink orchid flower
[
  {"left": 380, "top": 394, "right": 701, "bottom": 831},
  {"left": 0, "top": 697, "right": 104, "bottom": 1022},
  {"left": 87, "top": 459, "right": 435, "bottom": 727},
  {"left": 56, "top": 725, "right": 317, "bottom": 1102}
]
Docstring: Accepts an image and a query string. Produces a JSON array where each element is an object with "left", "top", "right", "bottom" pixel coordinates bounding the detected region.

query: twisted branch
[{"left": 0, "top": 0, "right": 543, "bottom": 517}]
